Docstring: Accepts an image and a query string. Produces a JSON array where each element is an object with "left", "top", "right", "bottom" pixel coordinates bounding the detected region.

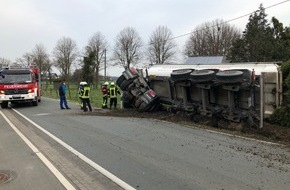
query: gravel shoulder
[{"left": 88, "top": 108, "right": 290, "bottom": 147}]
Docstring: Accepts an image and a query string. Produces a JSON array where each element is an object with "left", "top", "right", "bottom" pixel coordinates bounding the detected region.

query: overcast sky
[{"left": 0, "top": 0, "right": 290, "bottom": 75}]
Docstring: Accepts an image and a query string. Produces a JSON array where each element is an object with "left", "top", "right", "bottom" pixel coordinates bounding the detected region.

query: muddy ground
[{"left": 89, "top": 108, "right": 290, "bottom": 147}]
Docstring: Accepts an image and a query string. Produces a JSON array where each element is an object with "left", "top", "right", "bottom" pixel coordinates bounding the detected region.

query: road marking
[
  {"left": 35, "top": 113, "right": 51, "bottom": 116},
  {"left": 0, "top": 110, "right": 76, "bottom": 190},
  {"left": 12, "top": 108, "right": 136, "bottom": 190}
]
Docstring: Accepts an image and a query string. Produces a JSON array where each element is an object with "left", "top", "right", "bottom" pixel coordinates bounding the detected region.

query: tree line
[{"left": 0, "top": 4, "right": 289, "bottom": 87}]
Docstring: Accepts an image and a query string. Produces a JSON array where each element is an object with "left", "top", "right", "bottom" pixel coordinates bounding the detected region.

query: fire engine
[{"left": 0, "top": 64, "right": 41, "bottom": 108}]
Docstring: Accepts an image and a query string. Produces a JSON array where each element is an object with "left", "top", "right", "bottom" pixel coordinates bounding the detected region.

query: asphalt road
[{"left": 1, "top": 97, "right": 290, "bottom": 190}]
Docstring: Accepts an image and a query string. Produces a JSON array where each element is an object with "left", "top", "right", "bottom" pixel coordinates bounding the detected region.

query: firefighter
[
  {"left": 108, "top": 82, "right": 120, "bottom": 109},
  {"left": 78, "top": 81, "right": 86, "bottom": 109},
  {"left": 81, "top": 82, "right": 92, "bottom": 112},
  {"left": 101, "top": 81, "right": 109, "bottom": 109}
]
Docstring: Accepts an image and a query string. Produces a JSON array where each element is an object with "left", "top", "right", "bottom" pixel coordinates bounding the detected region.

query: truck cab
[{"left": 0, "top": 64, "right": 41, "bottom": 108}]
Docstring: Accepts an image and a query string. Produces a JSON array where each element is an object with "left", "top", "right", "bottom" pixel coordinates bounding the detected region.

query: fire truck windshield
[{"left": 0, "top": 73, "right": 32, "bottom": 84}]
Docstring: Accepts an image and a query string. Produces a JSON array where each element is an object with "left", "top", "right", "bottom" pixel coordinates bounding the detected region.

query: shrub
[
  {"left": 270, "top": 59, "right": 290, "bottom": 127},
  {"left": 269, "top": 106, "right": 290, "bottom": 127}
]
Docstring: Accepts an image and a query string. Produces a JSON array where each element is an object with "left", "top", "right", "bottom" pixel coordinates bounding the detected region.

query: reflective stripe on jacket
[
  {"left": 81, "top": 86, "right": 90, "bottom": 99},
  {"left": 78, "top": 86, "right": 84, "bottom": 98},
  {"left": 109, "top": 86, "right": 117, "bottom": 98}
]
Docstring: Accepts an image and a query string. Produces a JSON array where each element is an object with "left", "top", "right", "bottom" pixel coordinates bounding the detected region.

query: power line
[
  {"left": 105, "top": 0, "right": 290, "bottom": 65},
  {"left": 168, "top": 0, "right": 290, "bottom": 41}
]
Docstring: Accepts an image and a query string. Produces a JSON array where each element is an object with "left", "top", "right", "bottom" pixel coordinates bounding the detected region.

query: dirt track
[{"left": 89, "top": 108, "right": 290, "bottom": 146}]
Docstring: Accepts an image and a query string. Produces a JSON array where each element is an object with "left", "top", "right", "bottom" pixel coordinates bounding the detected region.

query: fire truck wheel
[
  {"left": 32, "top": 100, "right": 38, "bottom": 106},
  {"left": 1, "top": 102, "right": 8, "bottom": 108},
  {"left": 116, "top": 75, "right": 126, "bottom": 87},
  {"left": 170, "top": 69, "right": 193, "bottom": 82}
]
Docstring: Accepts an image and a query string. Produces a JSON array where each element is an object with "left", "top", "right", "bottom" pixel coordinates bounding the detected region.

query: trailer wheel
[
  {"left": 138, "top": 97, "right": 159, "bottom": 112},
  {"left": 190, "top": 70, "right": 215, "bottom": 82},
  {"left": 116, "top": 75, "right": 126, "bottom": 87},
  {"left": 1, "top": 101, "right": 8, "bottom": 108},
  {"left": 120, "top": 78, "right": 134, "bottom": 91},
  {"left": 122, "top": 91, "right": 134, "bottom": 103},
  {"left": 134, "top": 97, "right": 143, "bottom": 108},
  {"left": 216, "top": 70, "right": 244, "bottom": 83},
  {"left": 170, "top": 69, "right": 193, "bottom": 82},
  {"left": 138, "top": 102, "right": 151, "bottom": 112},
  {"left": 148, "top": 101, "right": 160, "bottom": 112}
]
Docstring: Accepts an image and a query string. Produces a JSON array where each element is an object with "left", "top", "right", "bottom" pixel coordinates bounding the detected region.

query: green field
[{"left": 41, "top": 83, "right": 122, "bottom": 109}]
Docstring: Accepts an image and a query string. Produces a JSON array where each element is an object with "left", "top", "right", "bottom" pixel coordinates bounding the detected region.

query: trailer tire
[
  {"left": 134, "top": 97, "right": 143, "bottom": 108},
  {"left": 190, "top": 70, "right": 215, "bottom": 82},
  {"left": 120, "top": 78, "right": 134, "bottom": 91},
  {"left": 170, "top": 69, "right": 193, "bottom": 82},
  {"left": 122, "top": 91, "right": 134, "bottom": 103},
  {"left": 216, "top": 70, "right": 244, "bottom": 83},
  {"left": 138, "top": 97, "right": 159, "bottom": 112},
  {"left": 148, "top": 101, "right": 160, "bottom": 112},
  {"left": 138, "top": 102, "right": 152, "bottom": 112},
  {"left": 116, "top": 75, "right": 126, "bottom": 87}
]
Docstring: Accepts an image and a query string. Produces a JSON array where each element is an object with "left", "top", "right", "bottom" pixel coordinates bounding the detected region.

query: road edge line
[
  {"left": 0, "top": 110, "right": 76, "bottom": 190},
  {"left": 12, "top": 108, "right": 136, "bottom": 190}
]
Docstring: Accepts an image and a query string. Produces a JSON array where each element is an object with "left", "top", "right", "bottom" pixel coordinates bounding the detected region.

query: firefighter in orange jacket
[{"left": 108, "top": 82, "right": 120, "bottom": 109}]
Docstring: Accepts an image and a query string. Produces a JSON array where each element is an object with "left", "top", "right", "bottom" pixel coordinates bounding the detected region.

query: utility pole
[{"left": 104, "top": 49, "right": 107, "bottom": 80}]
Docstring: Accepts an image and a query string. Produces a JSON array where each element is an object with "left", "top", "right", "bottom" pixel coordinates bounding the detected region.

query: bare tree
[
  {"left": 53, "top": 37, "right": 78, "bottom": 98},
  {"left": 147, "top": 26, "right": 176, "bottom": 64},
  {"left": 85, "top": 32, "right": 108, "bottom": 86},
  {"left": 16, "top": 52, "right": 33, "bottom": 66},
  {"left": 0, "top": 57, "right": 11, "bottom": 68},
  {"left": 32, "top": 44, "right": 51, "bottom": 75},
  {"left": 184, "top": 19, "right": 241, "bottom": 57},
  {"left": 113, "top": 27, "right": 143, "bottom": 68},
  {"left": 53, "top": 37, "right": 78, "bottom": 82}
]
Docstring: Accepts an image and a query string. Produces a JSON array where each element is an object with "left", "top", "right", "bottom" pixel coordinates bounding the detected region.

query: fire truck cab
[{"left": 0, "top": 64, "right": 41, "bottom": 108}]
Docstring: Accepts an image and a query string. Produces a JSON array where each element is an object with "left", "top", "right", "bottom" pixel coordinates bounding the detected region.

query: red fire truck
[{"left": 0, "top": 64, "right": 41, "bottom": 108}]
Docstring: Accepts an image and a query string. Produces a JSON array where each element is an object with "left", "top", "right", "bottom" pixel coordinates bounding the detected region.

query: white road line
[
  {"left": 12, "top": 108, "right": 136, "bottom": 190},
  {"left": 35, "top": 113, "right": 51, "bottom": 116},
  {"left": 0, "top": 111, "right": 76, "bottom": 190}
]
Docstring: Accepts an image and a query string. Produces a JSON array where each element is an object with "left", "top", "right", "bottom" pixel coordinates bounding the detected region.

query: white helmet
[
  {"left": 80, "top": 81, "right": 87, "bottom": 85},
  {"left": 110, "top": 82, "right": 115, "bottom": 86}
]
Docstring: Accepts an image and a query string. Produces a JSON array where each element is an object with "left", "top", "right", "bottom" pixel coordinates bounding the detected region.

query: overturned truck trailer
[{"left": 116, "top": 62, "right": 282, "bottom": 127}]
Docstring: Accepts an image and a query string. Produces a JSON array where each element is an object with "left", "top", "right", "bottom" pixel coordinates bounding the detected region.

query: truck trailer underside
[{"left": 117, "top": 62, "right": 282, "bottom": 128}]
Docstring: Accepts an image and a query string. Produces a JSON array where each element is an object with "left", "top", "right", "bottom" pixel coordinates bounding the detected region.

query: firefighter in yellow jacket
[
  {"left": 78, "top": 81, "right": 86, "bottom": 109},
  {"left": 108, "top": 82, "right": 120, "bottom": 109},
  {"left": 81, "top": 83, "right": 92, "bottom": 112}
]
